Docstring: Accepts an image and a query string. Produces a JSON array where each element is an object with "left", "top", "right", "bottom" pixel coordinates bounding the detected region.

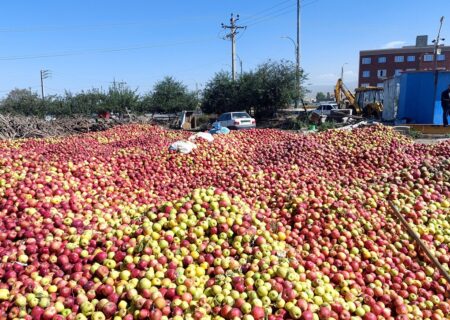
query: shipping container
[{"left": 393, "top": 71, "right": 450, "bottom": 124}]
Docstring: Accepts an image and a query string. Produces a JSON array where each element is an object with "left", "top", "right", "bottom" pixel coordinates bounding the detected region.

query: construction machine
[{"left": 334, "top": 78, "right": 384, "bottom": 118}]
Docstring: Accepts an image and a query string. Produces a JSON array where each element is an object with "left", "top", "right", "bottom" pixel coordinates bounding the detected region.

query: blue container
[{"left": 396, "top": 71, "right": 450, "bottom": 124}]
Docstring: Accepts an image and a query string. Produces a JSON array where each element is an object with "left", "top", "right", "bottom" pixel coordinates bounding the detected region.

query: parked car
[
  {"left": 213, "top": 112, "right": 256, "bottom": 130},
  {"left": 312, "top": 103, "right": 339, "bottom": 116}
]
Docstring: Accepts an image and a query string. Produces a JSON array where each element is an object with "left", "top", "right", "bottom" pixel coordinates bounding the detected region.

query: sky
[{"left": 0, "top": 0, "right": 449, "bottom": 99}]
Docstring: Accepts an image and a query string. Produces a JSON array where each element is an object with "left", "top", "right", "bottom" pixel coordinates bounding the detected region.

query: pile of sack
[{"left": 169, "top": 123, "right": 231, "bottom": 154}]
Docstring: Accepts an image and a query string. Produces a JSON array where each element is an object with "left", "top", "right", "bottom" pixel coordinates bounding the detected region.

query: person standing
[{"left": 442, "top": 84, "right": 450, "bottom": 127}]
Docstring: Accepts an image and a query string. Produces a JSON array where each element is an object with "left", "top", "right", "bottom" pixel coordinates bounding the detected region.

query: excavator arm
[{"left": 335, "top": 78, "right": 362, "bottom": 114}]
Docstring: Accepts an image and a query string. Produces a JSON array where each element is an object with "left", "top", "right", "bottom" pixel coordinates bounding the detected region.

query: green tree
[
  {"left": 316, "top": 92, "right": 326, "bottom": 102},
  {"left": 63, "top": 89, "right": 107, "bottom": 115},
  {"left": 201, "top": 72, "right": 242, "bottom": 115},
  {"left": 103, "top": 81, "right": 140, "bottom": 114},
  {"left": 0, "top": 88, "right": 42, "bottom": 115},
  {"left": 202, "top": 60, "right": 306, "bottom": 118},
  {"left": 150, "top": 77, "right": 198, "bottom": 113},
  {"left": 251, "top": 60, "right": 301, "bottom": 118}
]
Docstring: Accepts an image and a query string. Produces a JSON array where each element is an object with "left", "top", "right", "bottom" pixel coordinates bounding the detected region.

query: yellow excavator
[{"left": 334, "top": 79, "right": 383, "bottom": 118}]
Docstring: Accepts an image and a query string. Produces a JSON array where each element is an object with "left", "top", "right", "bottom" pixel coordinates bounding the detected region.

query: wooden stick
[{"left": 388, "top": 201, "right": 450, "bottom": 284}]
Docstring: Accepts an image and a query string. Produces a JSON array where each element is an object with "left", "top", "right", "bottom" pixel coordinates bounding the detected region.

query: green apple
[
  {"left": 0, "top": 289, "right": 10, "bottom": 300},
  {"left": 289, "top": 306, "right": 302, "bottom": 319},
  {"left": 92, "top": 312, "right": 106, "bottom": 320},
  {"left": 241, "top": 302, "right": 252, "bottom": 314}
]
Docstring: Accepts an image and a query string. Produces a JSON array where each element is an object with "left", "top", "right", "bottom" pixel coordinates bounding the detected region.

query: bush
[{"left": 317, "top": 121, "right": 337, "bottom": 132}]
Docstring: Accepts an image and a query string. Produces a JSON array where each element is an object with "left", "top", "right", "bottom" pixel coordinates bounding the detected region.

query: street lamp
[
  {"left": 281, "top": 36, "right": 300, "bottom": 108},
  {"left": 432, "top": 16, "right": 445, "bottom": 115},
  {"left": 341, "top": 62, "right": 348, "bottom": 82},
  {"left": 236, "top": 54, "right": 243, "bottom": 76}
]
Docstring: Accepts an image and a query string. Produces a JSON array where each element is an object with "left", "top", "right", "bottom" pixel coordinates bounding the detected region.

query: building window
[
  {"left": 395, "top": 69, "right": 402, "bottom": 76},
  {"left": 377, "top": 69, "right": 387, "bottom": 78},
  {"left": 362, "top": 70, "right": 370, "bottom": 78},
  {"left": 360, "top": 83, "right": 369, "bottom": 87},
  {"left": 394, "top": 56, "right": 404, "bottom": 63},
  {"left": 407, "top": 55, "right": 415, "bottom": 62},
  {"left": 423, "top": 54, "right": 434, "bottom": 62},
  {"left": 362, "top": 57, "right": 371, "bottom": 64},
  {"left": 378, "top": 56, "right": 387, "bottom": 63},
  {"left": 437, "top": 54, "right": 445, "bottom": 61},
  {"left": 377, "top": 83, "right": 384, "bottom": 88}
]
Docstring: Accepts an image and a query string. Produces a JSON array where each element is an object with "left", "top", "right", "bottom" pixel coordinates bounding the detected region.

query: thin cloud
[
  {"left": 316, "top": 73, "right": 337, "bottom": 80},
  {"left": 381, "top": 40, "right": 406, "bottom": 49},
  {"left": 313, "top": 70, "right": 357, "bottom": 84}
]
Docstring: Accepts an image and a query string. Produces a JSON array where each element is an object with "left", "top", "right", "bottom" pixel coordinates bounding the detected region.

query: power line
[
  {"left": 0, "top": 16, "right": 218, "bottom": 33},
  {"left": 238, "top": 0, "right": 294, "bottom": 23},
  {"left": 240, "top": 3, "right": 297, "bottom": 25},
  {"left": 0, "top": 37, "right": 217, "bottom": 61},
  {"left": 246, "top": 0, "right": 318, "bottom": 27},
  {"left": 0, "top": 22, "right": 146, "bottom": 33}
]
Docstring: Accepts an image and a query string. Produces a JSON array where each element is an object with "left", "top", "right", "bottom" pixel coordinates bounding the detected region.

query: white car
[
  {"left": 213, "top": 112, "right": 256, "bottom": 130},
  {"left": 312, "top": 103, "right": 339, "bottom": 116}
]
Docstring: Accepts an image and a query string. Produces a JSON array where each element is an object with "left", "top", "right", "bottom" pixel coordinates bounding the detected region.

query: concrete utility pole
[
  {"left": 281, "top": 1, "right": 301, "bottom": 108},
  {"left": 40, "top": 70, "right": 51, "bottom": 100},
  {"left": 281, "top": 36, "right": 299, "bottom": 108},
  {"left": 432, "top": 16, "right": 445, "bottom": 113},
  {"left": 297, "top": 0, "right": 301, "bottom": 71},
  {"left": 222, "top": 14, "right": 246, "bottom": 81}
]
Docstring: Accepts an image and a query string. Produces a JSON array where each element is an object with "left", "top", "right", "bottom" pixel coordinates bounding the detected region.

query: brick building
[{"left": 359, "top": 35, "right": 450, "bottom": 87}]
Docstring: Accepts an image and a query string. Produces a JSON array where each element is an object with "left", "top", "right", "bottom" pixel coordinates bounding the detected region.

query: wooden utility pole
[
  {"left": 40, "top": 69, "right": 51, "bottom": 100},
  {"left": 222, "top": 14, "right": 246, "bottom": 81}
]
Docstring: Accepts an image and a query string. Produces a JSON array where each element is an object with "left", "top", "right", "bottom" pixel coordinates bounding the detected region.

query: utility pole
[
  {"left": 222, "top": 14, "right": 246, "bottom": 81},
  {"left": 40, "top": 69, "right": 51, "bottom": 100},
  {"left": 297, "top": 0, "right": 301, "bottom": 75},
  {"left": 432, "top": 16, "right": 445, "bottom": 113},
  {"left": 281, "top": 36, "right": 299, "bottom": 108}
]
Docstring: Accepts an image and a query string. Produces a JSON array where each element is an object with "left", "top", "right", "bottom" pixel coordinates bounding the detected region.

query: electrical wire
[
  {"left": 240, "top": 3, "right": 297, "bottom": 25},
  {"left": 0, "top": 16, "right": 218, "bottom": 33},
  {"left": 238, "top": 0, "right": 294, "bottom": 24},
  {"left": 246, "top": 0, "right": 319, "bottom": 27},
  {"left": 0, "top": 37, "right": 217, "bottom": 61},
  {"left": 0, "top": 22, "right": 145, "bottom": 33}
]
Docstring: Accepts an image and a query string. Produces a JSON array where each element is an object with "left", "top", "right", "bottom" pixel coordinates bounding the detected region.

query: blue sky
[{"left": 0, "top": 0, "right": 449, "bottom": 98}]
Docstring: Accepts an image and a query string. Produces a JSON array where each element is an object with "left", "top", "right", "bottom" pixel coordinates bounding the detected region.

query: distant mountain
[{"left": 305, "top": 81, "right": 357, "bottom": 100}]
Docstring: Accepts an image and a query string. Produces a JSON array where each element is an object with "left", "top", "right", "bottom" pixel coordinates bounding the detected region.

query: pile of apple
[{"left": 0, "top": 124, "right": 449, "bottom": 320}]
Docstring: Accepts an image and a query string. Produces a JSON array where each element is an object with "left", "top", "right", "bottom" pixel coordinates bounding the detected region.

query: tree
[
  {"left": 202, "top": 60, "right": 307, "bottom": 118},
  {"left": 251, "top": 60, "right": 301, "bottom": 118},
  {"left": 149, "top": 77, "right": 198, "bottom": 113},
  {"left": 0, "top": 88, "right": 42, "bottom": 115},
  {"left": 201, "top": 72, "right": 242, "bottom": 115},
  {"left": 62, "top": 89, "right": 107, "bottom": 115},
  {"left": 103, "top": 81, "right": 140, "bottom": 114},
  {"left": 316, "top": 92, "right": 326, "bottom": 102}
]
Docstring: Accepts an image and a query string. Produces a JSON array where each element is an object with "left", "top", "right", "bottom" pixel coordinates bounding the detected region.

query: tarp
[
  {"left": 188, "top": 132, "right": 214, "bottom": 142},
  {"left": 209, "top": 122, "right": 230, "bottom": 135},
  {"left": 169, "top": 141, "right": 197, "bottom": 154}
]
